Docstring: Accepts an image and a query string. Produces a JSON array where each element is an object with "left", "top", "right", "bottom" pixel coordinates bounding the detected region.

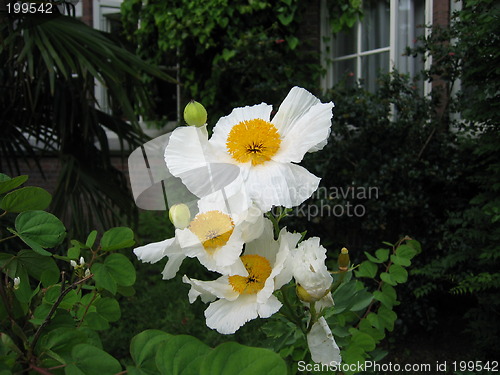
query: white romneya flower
[
  {"left": 307, "top": 317, "right": 341, "bottom": 366},
  {"left": 290, "top": 237, "right": 334, "bottom": 311},
  {"left": 165, "top": 87, "right": 334, "bottom": 212},
  {"left": 134, "top": 191, "right": 264, "bottom": 280},
  {"left": 183, "top": 218, "right": 301, "bottom": 334}
]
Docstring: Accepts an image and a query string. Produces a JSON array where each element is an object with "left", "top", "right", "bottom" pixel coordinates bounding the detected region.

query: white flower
[
  {"left": 165, "top": 87, "right": 334, "bottom": 211},
  {"left": 183, "top": 218, "right": 301, "bottom": 334},
  {"left": 13, "top": 277, "right": 20, "bottom": 290},
  {"left": 79, "top": 256, "right": 85, "bottom": 265},
  {"left": 134, "top": 192, "right": 264, "bottom": 280},
  {"left": 70, "top": 260, "right": 77, "bottom": 268},
  {"left": 290, "top": 237, "right": 334, "bottom": 311},
  {"left": 307, "top": 317, "right": 341, "bottom": 366}
]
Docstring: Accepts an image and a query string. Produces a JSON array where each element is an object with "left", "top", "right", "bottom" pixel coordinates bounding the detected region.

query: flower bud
[
  {"left": 13, "top": 277, "right": 20, "bottom": 290},
  {"left": 338, "top": 247, "right": 350, "bottom": 272},
  {"left": 79, "top": 256, "right": 85, "bottom": 265},
  {"left": 85, "top": 269, "right": 91, "bottom": 277},
  {"left": 184, "top": 100, "right": 207, "bottom": 127},
  {"left": 70, "top": 260, "right": 77, "bottom": 268},
  {"left": 169, "top": 203, "right": 191, "bottom": 229}
]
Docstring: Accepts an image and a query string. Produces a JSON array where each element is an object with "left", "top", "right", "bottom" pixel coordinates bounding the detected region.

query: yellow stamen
[
  {"left": 188, "top": 211, "right": 234, "bottom": 254},
  {"left": 228, "top": 254, "right": 272, "bottom": 294},
  {"left": 226, "top": 119, "right": 281, "bottom": 166}
]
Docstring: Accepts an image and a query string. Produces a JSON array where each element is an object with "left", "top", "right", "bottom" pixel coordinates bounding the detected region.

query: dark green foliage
[{"left": 0, "top": 15, "right": 174, "bottom": 238}]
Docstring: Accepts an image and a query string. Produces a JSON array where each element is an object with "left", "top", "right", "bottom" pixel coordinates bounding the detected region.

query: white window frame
[{"left": 321, "top": 0, "right": 433, "bottom": 95}]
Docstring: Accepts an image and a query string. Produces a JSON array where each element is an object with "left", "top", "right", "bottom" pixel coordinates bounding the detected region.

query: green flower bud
[
  {"left": 338, "top": 247, "right": 350, "bottom": 272},
  {"left": 169, "top": 203, "right": 191, "bottom": 229},
  {"left": 184, "top": 100, "right": 207, "bottom": 127},
  {"left": 296, "top": 284, "right": 315, "bottom": 303}
]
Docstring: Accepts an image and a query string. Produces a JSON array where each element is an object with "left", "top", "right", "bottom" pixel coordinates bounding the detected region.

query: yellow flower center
[
  {"left": 226, "top": 119, "right": 281, "bottom": 166},
  {"left": 228, "top": 254, "right": 272, "bottom": 295},
  {"left": 188, "top": 211, "right": 234, "bottom": 254}
]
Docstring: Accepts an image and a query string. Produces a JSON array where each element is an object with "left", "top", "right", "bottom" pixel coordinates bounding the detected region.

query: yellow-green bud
[
  {"left": 184, "top": 100, "right": 207, "bottom": 127},
  {"left": 296, "top": 284, "right": 315, "bottom": 303},
  {"left": 169, "top": 203, "right": 191, "bottom": 229},
  {"left": 338, "top": 247, "right": 350, "bottom": 272}
]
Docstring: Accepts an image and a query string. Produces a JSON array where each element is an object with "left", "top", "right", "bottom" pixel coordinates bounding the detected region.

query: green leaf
[
  {"left": 349, "top": 328, "right": 376, "bottom": 352},
  {"left": 0, "top": 175, "right": 28, "bottom": 195},
  {"left": 16, "top": 250, "right": 59, "bottom": 285},
  {"left": 15, "top": 211, "right": 66, "bottom": 255},
  {"left": 286, "top": 36, "right": 299, "bottom": 50},
  {"left": 390, "top": 254, "right": 411, "bottom": 267},
  {"left": 86, "top": 230, "right": 98, "bottom": 248},
  {"left": 349, "top": 288, "right": 373, "bottom": 311},
  {"left": 355, "top": 261, "right": 378, "bottom": 278},
  {"left": 94, "top": 298, "right": 121, "bottom": 322},
  {"left": 389, "top": 264, "right": 408, "bottom": 283},
  {"left": 100, "top": 227, "right": 135, "bottom": 251},
  {"left": 0, "top": 187, "right": 52, "bottom": 212},
  {"left": 92, "top": 253, "right": 136, "bottom": 294},
  {"left": 130, "top": 330, "right": 172, "bottom": 370},
  {"left": 380, "top": 272, "right": 397, "bottom": 286},
  {"left": 396, "top": 244, "right": 418, "bottom": 260},
  {"left": 373, "top": 284, "right": 398, "bottom": 308},
  {"left": 84, "top": 312, "right": 110, "bottom": 330},
  {"left": 364, "top": 248, "right": 389, "bottom": 264},
  {"left": 377, "top": 306, "right": 397, "bottom": 331},
  {"left": 66, "top": 344, "right": 121, "bottom": 375},
  {"left": 155, "top": 335, "right": 211, "bottom": 375},
  {"left": 199, "top": 342, "right": 287, "bottom": 375}
]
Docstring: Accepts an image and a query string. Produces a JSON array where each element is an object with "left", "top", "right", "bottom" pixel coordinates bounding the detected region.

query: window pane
[
  {"left": 362, "top": 0, "right": 390, "bottom": 51},
  {"left": 396, "top": 0, "right": 425, "bottom": 75},
  {"left": 361, "top": 51, "right": 389, "bottom": 91},
  {"left": 334, "top": 27, "right": 357, "bottom": 57},
  {"left": 332, "top": 58, "right": 357, "bottom": 88}
]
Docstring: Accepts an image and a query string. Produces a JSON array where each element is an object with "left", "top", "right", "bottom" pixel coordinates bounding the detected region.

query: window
[
  {"left": 92, "top": 0, "right": 180, "bottom": 148},
  {"left": 321, "top": 0, "right": 432, "bottom": 93}
]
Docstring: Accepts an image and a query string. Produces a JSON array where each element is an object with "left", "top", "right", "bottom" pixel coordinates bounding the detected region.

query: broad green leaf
[
  {"left": 92, "top": 253, "right": 136, "bottom": 294},
  {"left": 380, "top": 272, "right": 397, "bottom": 286},
  {"left": 15, "top": 211, "right": 66, "bottom": 255},
  {"left": 66, "top": 344, "right": 121, "bottom": 375},
  {"left": 406, "top": 240, "right": 422, "bottom": 254},
  {"left": 389, "top": 264, "right": 408, "bottom": 283},
  {"left": 396, "top": 244, "right": 418, "bottom": 260},
  {"left": 130, "top": 330, "right": 172, "bottom": 370},
  {"left": 86, "top": 230, "right": 98, "bottom": 248},
  {"left": 17, "top": 250, "right": 59, "bottom": 285},
  {"left": 199, "top": 342, "right": 287, "bottom": 375},
  {"left": 84, "top": 312, "right": 110, "bottom": 330},
  {"left": 377, "top": 306, "right": 397, "bottom": 331},
  {"left": 349, "top": 328, "right": 376, "bottom": 351},
  {"left": 0, "top": 187, "right": 51, "bottom": 212},
  {"left": 43, "top": 285, "right": 79, "bottom": 309},
  {"left": 67, "top": 247, "right": 80, "bottom": 259},
  {"left": 0, "top": 175, "right": 28, "bottom": 195},
  {"left": 355, "top": 261, "right": 377, "bottom": 278},
  {"left": 100, "top": 227, "right": 134, "bottom": 251},
  {"left": 38, "top": 327, "right": 87, "bottom": 361},
  {"left": 155, "top": 335, "right": 210, "bottom": 375},
  {"left": 94, "top": 298, "right": 121, "bottom": 322},
  {"left": 375, "top": 248, "right": 390, "bottom": 262},
  {"left": 349, "top": 288, "right": 373, "bottom": 311},
  {"left": 390, "top": 254, "right": 411, "bottom": 267}
]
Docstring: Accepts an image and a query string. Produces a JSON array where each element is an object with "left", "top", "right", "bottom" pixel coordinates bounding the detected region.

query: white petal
[
  {"left": 165, "top": 125, "right": 209, "bottom": 178},
  {"left": 204, "top": 295, "right": 259, "bottom": 334},
  {"left": 272, "top": 87, "right": 321, "bottom": 135},
  {"left": 209, "top": 103, "right": 273, "bottom": 154},
  {"left": 307, "top": 317, "right": 341, "bottom": 366},
  {"left": 274, "top": 229, "right": 302, "bottom": 290},
  {"left": 244, "top": 218, "right": 278, "bottom": 263},
  {"left": 161, "top": 253, "right": 186, "bottom": 280},
  {"left": 183, "top": 275, "right": 239, "bottom": 303},
  {"left": 273, "top": 101, "right": 333, "bottom": 164},
  {"left": 257, "top": 294, "right": 282, "bottom": 318},
  {"left": 245, "top": 161, "right": 320, "bottom": 211},
  {"left": 133, "top": 237, "right": 178, "bottom": 264}
]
